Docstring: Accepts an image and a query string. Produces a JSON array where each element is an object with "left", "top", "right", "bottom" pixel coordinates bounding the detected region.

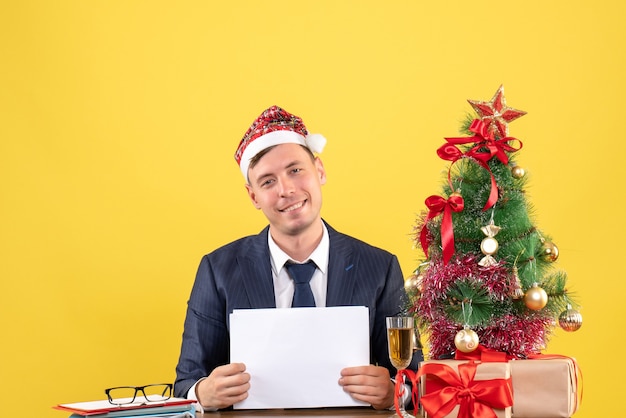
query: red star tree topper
[{"left": 468, "top": 84, "right": 527, "bottom": 139}]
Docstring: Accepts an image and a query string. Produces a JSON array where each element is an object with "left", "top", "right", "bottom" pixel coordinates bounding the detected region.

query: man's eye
[{"left": 261, "top": 179, "right": 275, "bottom": 187}]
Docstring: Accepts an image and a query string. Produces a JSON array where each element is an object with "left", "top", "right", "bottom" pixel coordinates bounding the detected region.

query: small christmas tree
[{"left": 407, "top": 86, "right": 582, "bottom": 360}]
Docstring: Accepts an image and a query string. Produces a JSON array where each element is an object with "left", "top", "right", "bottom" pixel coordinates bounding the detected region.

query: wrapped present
[
  {"left": 452, "top": 345, "right": 582, "bottom": 417},
  {"left": 510, "top": 356, "right": 581, "bottom": 418},
  {"left": 418, "top": 360, "right": 513, "bottom": 418}
]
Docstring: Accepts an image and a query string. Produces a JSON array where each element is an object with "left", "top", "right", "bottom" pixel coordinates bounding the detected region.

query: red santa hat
[{"left": 234, "top": 105, "right": 327, "bottom": 179}]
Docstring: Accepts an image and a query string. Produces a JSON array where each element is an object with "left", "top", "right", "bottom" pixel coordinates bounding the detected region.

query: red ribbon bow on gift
[
  {"left": 454, "top": 344, "right": 511, "bottom": 362},
  {"left": 393, "top": 369, "right": 420, "bottom": 417},
  {"left": 437, "top": 119, "right": 523, "bottom": 211},
  {"left": 419, "top": 194, "right": 464, "bottom": 264},
  {"left": 418, "top": 361, "right": 514, "bottom": 418}
]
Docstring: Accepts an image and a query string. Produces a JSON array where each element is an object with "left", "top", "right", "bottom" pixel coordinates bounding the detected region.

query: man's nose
[{"left": 277, "top": 176, "right": 296, "bottom": 196}]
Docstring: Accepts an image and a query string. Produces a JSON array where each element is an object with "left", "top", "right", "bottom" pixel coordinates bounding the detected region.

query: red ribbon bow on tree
[
  {"left": 418, "top": 361, "right": 514, "bottom": 418},
  {"left": 420, "top": 193, "right": 464, "bottom": 264},
  {"left": 437, "top": 119, "right": 523, "bottom": 211}
]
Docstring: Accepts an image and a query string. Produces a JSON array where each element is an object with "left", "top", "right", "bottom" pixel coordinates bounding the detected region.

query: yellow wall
[{"left": 1, "top": 1, "right": 623, "bottom": 416}]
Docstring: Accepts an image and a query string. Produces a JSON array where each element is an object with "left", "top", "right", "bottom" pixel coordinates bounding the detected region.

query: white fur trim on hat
[
  {"left": 240, "top": 130, "right": 327, "bottom": 180},
  {"left": 304, "top": 133, "right": 327, "bottom": 154}
]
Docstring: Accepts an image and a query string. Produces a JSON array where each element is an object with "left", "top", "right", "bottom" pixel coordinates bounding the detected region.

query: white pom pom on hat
[
  {"left": 234, "top": 105, "right": 327, "bottom": 179},
  {"left": 304, "top": 133, "right": 326, "bottom": 154}
]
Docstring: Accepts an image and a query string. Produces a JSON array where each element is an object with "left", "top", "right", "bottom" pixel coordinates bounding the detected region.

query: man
[{"left": 174, "top": 105, "right": 422, "bottom": 411}]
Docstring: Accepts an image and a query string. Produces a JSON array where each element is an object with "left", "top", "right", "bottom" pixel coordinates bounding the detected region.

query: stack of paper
[
  {"left": 229, "top": 306, "right": 371, "bottom": 409},
  {"left": 54, "top": 396, "right": 196, "bottom": 417}
]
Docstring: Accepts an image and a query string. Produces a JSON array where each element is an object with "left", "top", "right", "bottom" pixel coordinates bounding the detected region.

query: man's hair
[{"left": 247, "top": 144, "right": 316, "bottom": 180}]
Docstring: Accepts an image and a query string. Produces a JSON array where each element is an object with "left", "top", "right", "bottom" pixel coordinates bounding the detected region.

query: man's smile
[{"left": 280, "top": 200, "right": 306, "bottom": 212}]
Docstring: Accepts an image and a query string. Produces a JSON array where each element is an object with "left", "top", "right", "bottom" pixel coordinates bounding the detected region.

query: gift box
[
  {"left": 510, "top": 357, "right": 580, "bottom": 418},
  {"left": 419, "top": 360, "right": 513, "bottom": 418}
]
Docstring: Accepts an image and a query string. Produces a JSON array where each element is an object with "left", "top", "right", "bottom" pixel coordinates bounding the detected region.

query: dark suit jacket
[{"left": 174, "top": 221, "right": 423, "bottom": 399}]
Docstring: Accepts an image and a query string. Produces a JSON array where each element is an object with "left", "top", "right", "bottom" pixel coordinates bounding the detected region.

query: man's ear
[
  {"left": 245, "top": 184, "right": 262, "bottom": 209},
  {"left": 315, "top": 157, "right": 327, "bottom": 185}
]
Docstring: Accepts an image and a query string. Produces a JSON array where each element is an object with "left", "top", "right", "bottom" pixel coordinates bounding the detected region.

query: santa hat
[{"left": 234, "top": 105, "right": 327, "bottom": 179}]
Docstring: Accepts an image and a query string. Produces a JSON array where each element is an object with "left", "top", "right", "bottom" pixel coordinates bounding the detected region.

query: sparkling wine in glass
[{"left": 386, "top": 316, "right": 415, "bottom": 418}]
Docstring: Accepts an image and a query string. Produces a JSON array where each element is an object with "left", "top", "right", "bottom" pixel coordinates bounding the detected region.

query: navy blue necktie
[{"left": 285, "top": 260, "right": 317, "bottom": 308}]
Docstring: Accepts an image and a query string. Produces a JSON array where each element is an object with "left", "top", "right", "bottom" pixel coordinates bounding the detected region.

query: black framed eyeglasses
[{"left": 105, "top": 383, "right": 172, "bottom": 405}]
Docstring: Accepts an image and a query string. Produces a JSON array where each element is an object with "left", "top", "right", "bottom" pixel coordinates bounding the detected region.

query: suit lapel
[
  {"left": 238, "top": 223, "right": 359, "bottom": 308},
  {"left": 239, "top": 226, "right": 276, "bottom": 308},
  {"left": 325, "top": 224, "right": 358, "bottom": 306}
]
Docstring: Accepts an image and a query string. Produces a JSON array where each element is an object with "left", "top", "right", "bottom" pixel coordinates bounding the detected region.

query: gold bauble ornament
[
  {"left": 404, "top": 275, "right": 419, "bottom": 289},
  {"left": 405, "top": 262, "right": 428, "bottom": 292},
  {"left": 524, "top": 283, "right": 548, "bottom": 310},
  {"left": 454, "top": 328, "right": 479, "bottom": 353},
  {"left": 404, "top": 275, "right": 421, "bottom": 304},
  {"left": 539, "top": 238, "right": 559, "bottom": 262},
  {"left": 511, "top": 165, "right": 526, "bottom": 179},
  {"left": 559, "top": 306, "right": 583, "bottom": 332}
]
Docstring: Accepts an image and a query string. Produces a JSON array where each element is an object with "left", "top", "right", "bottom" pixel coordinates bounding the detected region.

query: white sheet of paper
[{"left": 229, "top": 306, "right": 370, "bottom": 409}]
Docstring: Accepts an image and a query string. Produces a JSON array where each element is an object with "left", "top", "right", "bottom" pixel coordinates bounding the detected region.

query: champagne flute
[{"left": 386, "top": 316, "right": 415, "bottom": 418}]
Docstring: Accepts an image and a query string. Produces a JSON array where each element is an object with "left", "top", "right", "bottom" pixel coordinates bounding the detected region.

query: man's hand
[
  {"left": 196, "top": 363, "right": 250, "bottom": 410},
  {"left": 338, "top": 365, "right": 394, "bottom": 410}
]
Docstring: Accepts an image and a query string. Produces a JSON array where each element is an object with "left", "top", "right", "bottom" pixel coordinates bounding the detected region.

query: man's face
[{"left": 245, "top": 143, "right": 326, "bottom": 237}]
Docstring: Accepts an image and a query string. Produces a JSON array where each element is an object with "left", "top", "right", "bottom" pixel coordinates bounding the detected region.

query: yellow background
[{"left": 1, "top": 1, "right": 623, "bottom": 416}]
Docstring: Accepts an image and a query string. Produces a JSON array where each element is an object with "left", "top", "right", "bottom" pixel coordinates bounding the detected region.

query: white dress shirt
[{"left": 268, "top": 222, "right": 329, "bottom": 308}]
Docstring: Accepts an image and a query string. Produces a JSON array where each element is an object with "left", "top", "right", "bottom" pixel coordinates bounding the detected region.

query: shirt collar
[{"left": 268, "top": 221, "right": 329, "bottom": 275}]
